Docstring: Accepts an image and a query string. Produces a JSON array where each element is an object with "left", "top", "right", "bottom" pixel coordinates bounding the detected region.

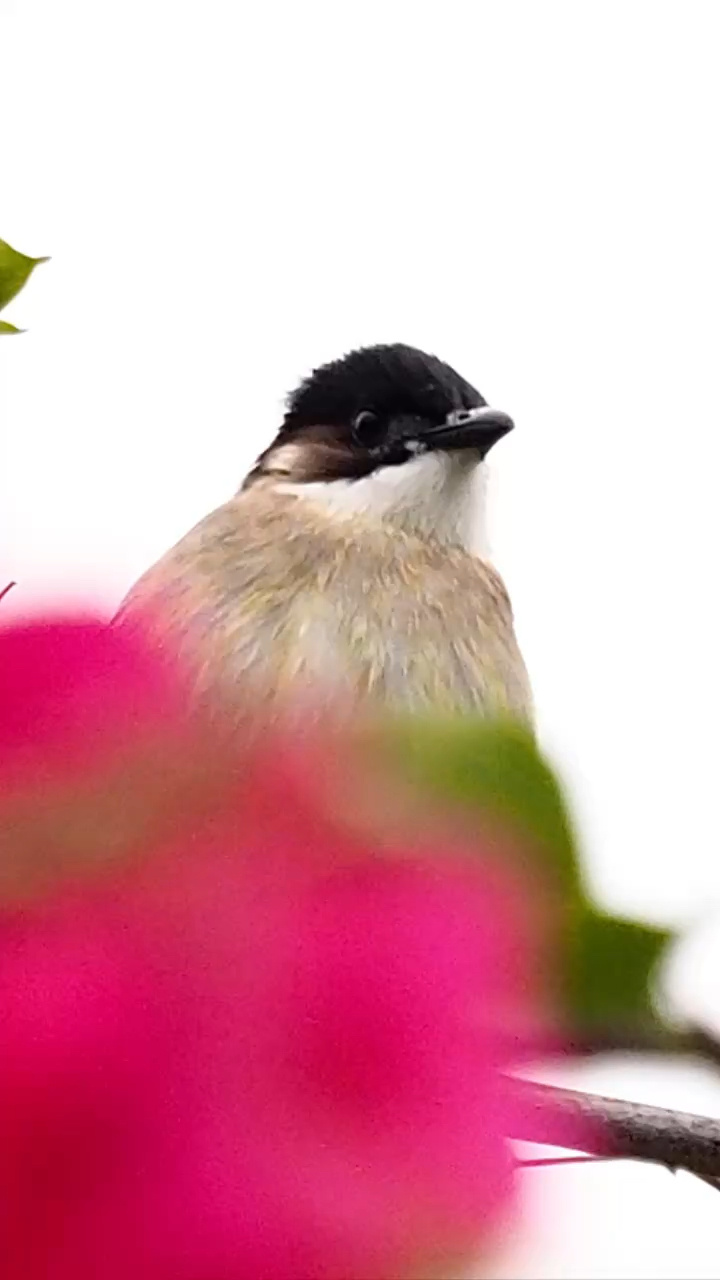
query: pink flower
[
  {"left": 0, "top": 616, "right": 237, "bottom": 903},
  {"left": 0, "top": 613, "right": 549, "bottom": 1279}
]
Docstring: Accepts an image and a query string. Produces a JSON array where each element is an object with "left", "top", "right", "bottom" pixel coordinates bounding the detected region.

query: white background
[{"left": 2, "top": 1, "right": 720, "bottom": 1273}]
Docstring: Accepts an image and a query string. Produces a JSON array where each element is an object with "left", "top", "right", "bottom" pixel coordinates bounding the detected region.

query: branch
[
  {"left": 516, "top": 1154, "right": 612, "bottom": 1169},
  {"left": 564, "top": 1023, "right": 720, "bottom": 1070},
  {"left": 510, "top": 1077, "right": 720, "bottom": 1181}
]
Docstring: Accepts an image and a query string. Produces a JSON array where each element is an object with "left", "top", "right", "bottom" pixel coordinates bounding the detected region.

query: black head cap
[
  {"left": 247, "top": 343, "right": 513, "bottom": 485},
  {"left": 286, "top": 343, "right": 484, "bottom": 431}
]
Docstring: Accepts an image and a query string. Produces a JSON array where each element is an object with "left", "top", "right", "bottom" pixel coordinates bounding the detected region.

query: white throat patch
[{"left": 277, "top": 451, "right": 490, "bottom": 551}]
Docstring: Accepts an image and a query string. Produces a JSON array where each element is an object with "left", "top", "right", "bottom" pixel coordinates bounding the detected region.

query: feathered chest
[{"left": 120, "top": 492, "right": 533, "bottom": 723}]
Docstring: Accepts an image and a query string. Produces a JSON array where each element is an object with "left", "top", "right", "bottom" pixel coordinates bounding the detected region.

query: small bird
[{"left": 117, "top": 344, "right": 533, "bottom": 726}]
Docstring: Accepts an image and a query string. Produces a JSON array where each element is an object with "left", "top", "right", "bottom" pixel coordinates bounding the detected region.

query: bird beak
[{"left": 420, "top": 405, "right": 515, "bottom": 456}]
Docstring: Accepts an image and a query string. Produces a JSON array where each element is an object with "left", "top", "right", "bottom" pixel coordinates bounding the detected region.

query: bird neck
[{"left": 273, "top": 451, "right": 489, "bottom": 551}]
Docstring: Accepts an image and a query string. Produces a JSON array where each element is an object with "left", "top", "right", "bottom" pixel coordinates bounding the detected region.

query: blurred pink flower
[
  {"left": 0, "top": 616, "right": 238, "bottom": 902},
  {"left": 0, "top": 614, "right": 550, "bottom": 1279}
]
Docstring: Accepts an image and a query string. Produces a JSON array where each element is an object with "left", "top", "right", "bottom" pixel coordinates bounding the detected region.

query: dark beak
[{"left": 421, "top": 405, "right": 514, "bottom": 456}]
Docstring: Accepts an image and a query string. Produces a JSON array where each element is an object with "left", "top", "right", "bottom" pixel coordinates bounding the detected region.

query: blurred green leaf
[
  {"left": 0, "top": 319, "right": 23, "bottom": 334},
  {"left": 385, "top": 713, "right": 675, "bottom": 1033},
  {"left": 567, "top": 907, "right": 671, "bottom": 1028},
  {"left": 385, "top": 716, "right": 582, "bottom": 897},
  {"left": 0, "top": 238, "right": 49, "bottom": 318}
]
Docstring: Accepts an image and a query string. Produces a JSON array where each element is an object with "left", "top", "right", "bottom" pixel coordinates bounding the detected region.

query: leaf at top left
[{"left": 0, "top": 238, "right": 49, "bottom": 328}]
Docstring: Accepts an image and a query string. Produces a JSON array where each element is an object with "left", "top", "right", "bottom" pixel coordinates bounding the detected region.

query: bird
[{"left": 116, "top": 343, "right": 533, "bottom": 728}]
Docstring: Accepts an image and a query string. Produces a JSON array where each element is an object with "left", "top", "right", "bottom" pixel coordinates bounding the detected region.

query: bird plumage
[{"left": 117, "top": 344, "right": 533, "bottom": 728}]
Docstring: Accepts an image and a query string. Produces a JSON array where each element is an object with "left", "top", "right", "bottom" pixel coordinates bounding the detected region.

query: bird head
[{"left": 244, "top": 344, "right": 514, "bottom": 546}]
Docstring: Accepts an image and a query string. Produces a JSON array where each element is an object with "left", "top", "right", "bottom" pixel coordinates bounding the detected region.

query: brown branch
[
  {"left": 509, "top": 1077, "right": 720, "bottom": 1181},
  {"left": 0, "top": 580, "right": 16, "bottom": 605}
]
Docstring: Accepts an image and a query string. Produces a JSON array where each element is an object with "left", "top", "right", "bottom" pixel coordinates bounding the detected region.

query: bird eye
[{"left": 351, "top": 410, "right": 387, "bottom": 450}]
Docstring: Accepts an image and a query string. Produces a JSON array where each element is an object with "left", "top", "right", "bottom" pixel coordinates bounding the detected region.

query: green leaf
[
  {"left": 383, "top": 712, "right": 675, "bottom": 1033},
  {"left": 567, "top": 906, "right": 672, "bottom": 1029},
  {"left": 384, "top": 715, "right": 583, "bottom": 897},
  {"left": 0, "top": 238, "right": 49, "bottom": 313},
  {"left": 0, "top": 319, "right": 24, "bottom": 334}
]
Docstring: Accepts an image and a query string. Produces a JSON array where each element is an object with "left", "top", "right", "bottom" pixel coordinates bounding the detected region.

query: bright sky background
[{"left": 3, "top": 1, "right": 720, "bottom": 1273}]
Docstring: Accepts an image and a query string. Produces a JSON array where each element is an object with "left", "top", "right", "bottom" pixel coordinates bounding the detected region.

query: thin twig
[
  {"left": 564, "top": 1023, "right": 720, "bottom": 1070},
  {"left": 509, "top": 1076, "right": 720, "bottom": 1181},
  {"left": 515, "top": 1141, "right": 720, "bottom": 1194},
  {"left": 515, "top": 1155, "right": 612, "bottom": 1169},
  {"left": 0, "top": 581, "right": 16, "bottom": 605}
]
